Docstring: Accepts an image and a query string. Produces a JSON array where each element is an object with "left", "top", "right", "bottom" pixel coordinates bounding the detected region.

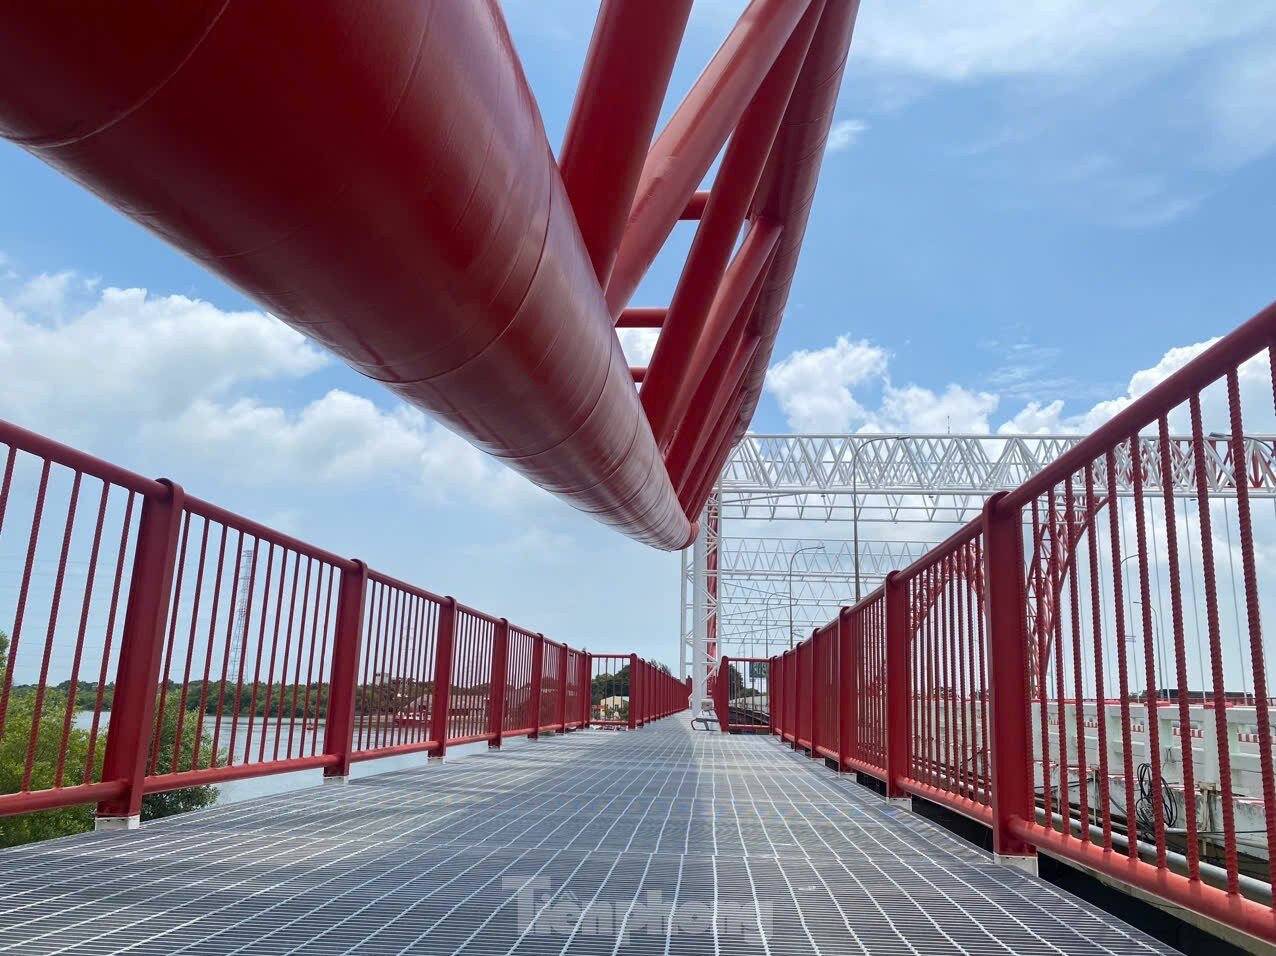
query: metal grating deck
[{"left": 0, "top": 718, "right": 1173, "bottom": 954}]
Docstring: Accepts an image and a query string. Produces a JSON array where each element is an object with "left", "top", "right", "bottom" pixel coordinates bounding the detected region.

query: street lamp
[
  {"left": 1131, "top": 599, "right": 1167, "bottom": 697},
  {"left": 850, "top": 436, "right": 897, "bottom": 602},
  {"left": 788, "top": 544, "right": 825, "bottom": 649}
]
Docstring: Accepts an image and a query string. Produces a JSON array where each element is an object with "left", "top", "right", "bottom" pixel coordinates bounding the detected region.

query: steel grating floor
[{"left": 0, "top": 717, "right": 1173, "bottom": 954}]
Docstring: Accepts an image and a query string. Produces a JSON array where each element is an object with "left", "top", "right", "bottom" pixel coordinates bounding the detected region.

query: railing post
[
  {"left": 715, "top": 655, "right": 731, "bottom": 732},
  {"left": 529, "top": 633, "right": 545, "bottom": 739},
  {"left": 628, "top": 653, "right": 639, "bottom": 730},
  {"left": 884, "top": 571, "right": 911, "bottom": 800},
  {"left": 780, "top": 648, "right": 791, "bottom": 745},
  {"left": 645, "top": 661, "right": 652, "bottom": 725},
  {"left": 983, "top": 492, "right": 1037, "bottom": 869},
  {"left": 583, "top": 653, "right": 592, "bottom": 728},
  {"left": 322, "top": 559, "right": 368, "bottom": 781},
  {"left": 775, "top": 654, "right": 784, "bottom": 738},
  {"left": 429, "top": 596, "right": 457, "bottom": 760},
  {"left": 808, "top": 629, "right": 819, "bottom": 757},
  {"left": 645, "top": 663, "right": 653, "bottom": 724},
  {"left": 838, "top": 606, "right": 856, "bottom": 773},
  {"left": 488, "top": 618, "right": 509, "bottom": 748},
  {"left": 96, "top": 480, "right": 185, "bottom": 828},
  {"left": 556, "top": 645, "right": 568, "bottom": 732},
  {"left": 768, "top": 658, "right": 777, "bottom": 736}
]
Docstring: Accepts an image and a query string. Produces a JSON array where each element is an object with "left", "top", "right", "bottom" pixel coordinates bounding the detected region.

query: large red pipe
[{"left": 0, "top": 2, "right": 692, "bottom": 549}]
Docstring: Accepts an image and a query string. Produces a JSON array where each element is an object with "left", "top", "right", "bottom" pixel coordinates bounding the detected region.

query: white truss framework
[
  {"left": 718, "top": 433, "right": 1276, "bottom": 522},
  {"left": 684, "top": 432, "right": 1276, "bottom": 667}
]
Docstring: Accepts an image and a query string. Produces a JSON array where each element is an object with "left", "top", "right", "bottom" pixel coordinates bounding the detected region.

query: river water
[{"left": 71, "top": 714, "right": 525, "bottom": 806}]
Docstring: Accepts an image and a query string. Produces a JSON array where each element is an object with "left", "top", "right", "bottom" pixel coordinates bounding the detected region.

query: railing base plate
[
  {"left": 994, "top": 852, "right": 1039, "bottom": 875},
  {"left": 95, "top": 814, "right": 140, "bottom": 832}
]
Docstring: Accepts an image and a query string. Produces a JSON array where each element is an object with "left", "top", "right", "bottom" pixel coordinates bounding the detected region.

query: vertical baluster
[
  {"left": 1131, "top": 436, "right": 1168, "bottom": 865},
  {"left": 1226, "top": 370, "right": 1276, "bottom": 888}
]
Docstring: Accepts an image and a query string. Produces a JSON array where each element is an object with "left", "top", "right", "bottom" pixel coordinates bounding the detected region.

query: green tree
[
  {"left": 140, "top": 695, "right": 221, "bottom": 820},
  {"left": 592, "top": 664, "right": 630, "bottom": 704},
  {"left": 725, "top": 664, "right": 747, "bottom": 699},
  {"left": 0, "top": 632, "right": 101, "bottom": 847},
  {"left": 1, "top": 631, "right": 220, "bottom": 847}
]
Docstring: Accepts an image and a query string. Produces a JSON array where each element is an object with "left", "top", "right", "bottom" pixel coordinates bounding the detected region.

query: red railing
[
  {"left": 712, "top": 656, "right": 771, "bottom": 733},
  {"left": 765, "top": 300, "right": 1276, "bottom": 945},
  {"left": 590, "top": 653, "right": 689, "bottom": 728},
  {"left": 0, "top": 420, "right": 687, "bottom": 826}
]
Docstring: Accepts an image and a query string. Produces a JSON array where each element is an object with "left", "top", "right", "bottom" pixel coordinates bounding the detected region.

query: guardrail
[
  {"left": 0, "top": 419, "right": 688, "bottom": 828},
  {"left": 712, "top": 656, "right": 771, "bottom": 733},
  {"left": 589, "top": 653, "right": 688, "bottom": 728},
  {"left": 758, "top": 300, "right": 1276, "bottom": 945}
]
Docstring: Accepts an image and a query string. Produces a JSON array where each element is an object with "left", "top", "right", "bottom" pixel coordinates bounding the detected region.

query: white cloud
[
  {"left": 875, "top": 383, "right": 998, "bottom": 434},
  {"left": 828, "top": 119, "right": 868, "bottom": 152},
  {"left": 765, "top": 336, "right": 998, "bottom": 434},
  {"left": 852, "top": 2, "right": 1276, "bottom": 84},
  {"left": 1050, "top": 159, "right": 1204, "bottom": 228},
  {"left": 764, "top": 337, "right": 888, "bottom": 431},
  {"left": 0, "top": 261, "right": 540, "bottom": 509},
  {"left": 1204, "top": 40, "right": 1276, "bottom": 169},
  {"left": 768, "top": 329, "right": 1273, "bottom": 438},
  {"left": 155, "top": 391, "right": 538, "bottom": 506},
  {"left": 617, "top": 328, "right": 659, "bottom": 366},
  {"left": 14, "top": 271, "right": 76, "bottom": 313},
  {"left": 0, "top": 278, "right": 326, "bottom": 441}
]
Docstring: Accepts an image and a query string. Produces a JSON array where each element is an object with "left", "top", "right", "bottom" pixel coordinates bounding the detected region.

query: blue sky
[{"left": 0, "top": 1, "right": 1273, "bottom": 665}]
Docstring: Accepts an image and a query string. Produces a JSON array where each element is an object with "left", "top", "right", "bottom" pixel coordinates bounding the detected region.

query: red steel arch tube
[
  {"left": 560, "top": 0, "right": 694, "bottom": 285},
  {"left": 0, "top": 1, "right": 692, "bottom": 549},
  {"left": 604, "top": 0, "right": 814, "bottom": 317},
  {"left": 728, "top": 0, "right": 862, "bottom": 449}
]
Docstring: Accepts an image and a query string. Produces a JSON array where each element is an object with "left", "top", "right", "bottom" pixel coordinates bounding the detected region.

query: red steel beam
[
  {"left": 728, "top": 0, "right": 862, "bottom": 449},
  {"left": 680, "top": 191, "right": 712, "bottom": 220},
  {"left": 641, "top": 0, "right": 823, "bottom": 447},
  {"left": 617, "top": 308, "right": 667, "bottom": 329},
  {"left": 674, "top": 337, "right": 761, "bottom": 499},
  {"left": 605, "top": 0, "right": 814, "bottom": 317},
  {"left": 630, "top": 367, "right": 647, "bottom": 384},
  {"left": 674, "top": 248, "right": 775, "bottom": 511},
  {"left": 560, "top": 0, "right": 694, "bottom": 284},
  {"left": 682, "top": 382, "right": 750, "bottom": 514},
  {"left": 666, "top": 221, "right": 781, "bottom": 489},
  {"left": 0, "top": 1, "right": 692, "bottom": 549}
]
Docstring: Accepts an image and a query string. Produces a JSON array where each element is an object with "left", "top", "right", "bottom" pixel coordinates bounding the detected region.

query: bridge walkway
[{"left": 0, "top": 717, "right": 1171, "bottom": 954}]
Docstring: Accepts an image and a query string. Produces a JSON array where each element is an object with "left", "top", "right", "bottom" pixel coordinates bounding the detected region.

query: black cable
[{"left": 1134, "top": 762, "right": 1179, "bottom": 839}]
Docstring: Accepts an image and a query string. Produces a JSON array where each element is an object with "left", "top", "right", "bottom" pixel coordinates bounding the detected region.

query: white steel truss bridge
[{"left": 682, "top": 432, "right": 1276, "bottom": 708}]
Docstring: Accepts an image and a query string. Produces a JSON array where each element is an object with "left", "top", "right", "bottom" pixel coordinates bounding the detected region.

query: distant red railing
[
  {"left": 0, "top": 420, "right": 689, "bottom": 826},
  {"left": 589, "top": 653, "right": 688, "bottom": 729},
  {"left": 712, "top": 656, "right": 771, "bottom": 733},
  {"left": 765, "top": 300, "right": 1276, "bottom": 945}
]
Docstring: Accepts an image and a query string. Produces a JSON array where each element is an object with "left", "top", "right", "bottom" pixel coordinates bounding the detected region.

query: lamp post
[
  {"left": 1131, "top": 599, "right": 1167, "bottom": 699},
  {"left": 788, "top": 544, "right": 825, "bottom": 649},
  {"left": 851, "top": 436, "right": 897, "bottom": 603}
]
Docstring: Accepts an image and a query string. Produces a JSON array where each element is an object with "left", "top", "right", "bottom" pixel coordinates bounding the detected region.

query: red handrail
[
  {"left": 767, "top": 299, "right": 1276, "bottom": 944},
  {"left": 0, "top": 420, "right": 687, "bottom": 825}
]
